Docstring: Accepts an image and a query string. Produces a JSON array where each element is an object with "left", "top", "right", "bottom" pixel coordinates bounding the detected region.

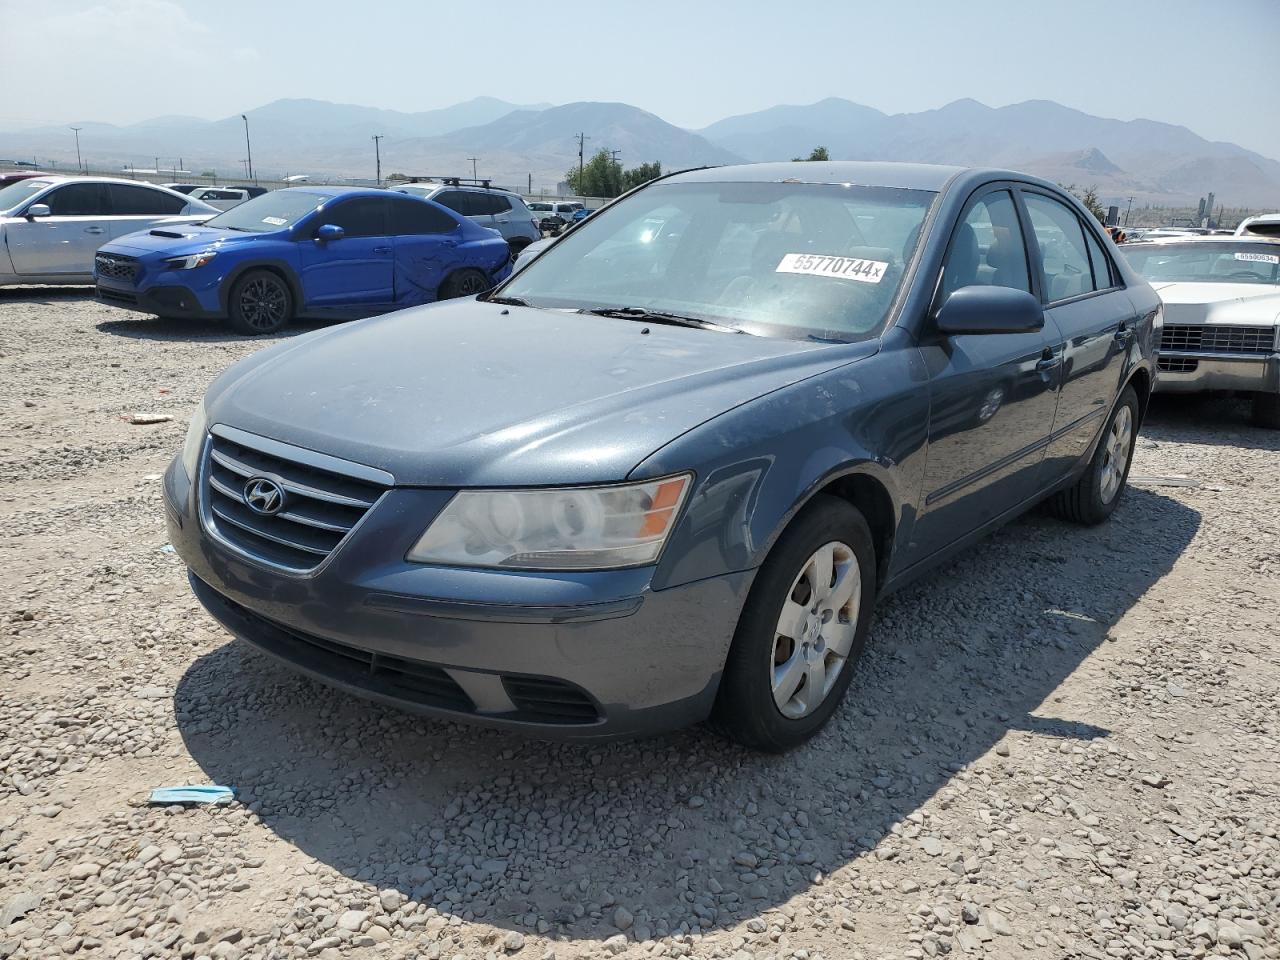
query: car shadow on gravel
[
  {"left": 96, "top": 315, "right": 338, "bottom": 343},
  {"left": 174, "top": 487, "right": 1199, "bottom": 943},
  {"left": 1143, "top": 394, "right": 1280, "bottom": 450},
  {"left": 0, "top": 285, "right": 95, "bottom": 304}
]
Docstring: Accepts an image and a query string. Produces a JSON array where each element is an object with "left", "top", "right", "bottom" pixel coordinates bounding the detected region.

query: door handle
[
  {"left": 373, "top": 246, "right": 391, "bottom": 255},
  {"left": 1036, "top": 349, "right": 1063, "bottom": 372},
  {"left": 85, "top": 226, "right": 106, "bottom": 235},
  {"left": 1114, "top": 324, "right": 1131, "bottom": 344}
]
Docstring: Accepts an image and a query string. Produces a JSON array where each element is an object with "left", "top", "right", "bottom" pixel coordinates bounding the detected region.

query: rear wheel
[
  {"left": 1251, "top": 392, "right": 1280, "bottom": 429},
  {"left": 227, "top": 269, "right": 293, "bottom": 335},
  {"left": 439, "top": 268, "right": 491, "bottom": 299},
  {"left": 710, "top": 496, "right": 877, "bottom": 752},
  {"left": 1046, "top": 385, "right": 1139, "bottom": 525}
]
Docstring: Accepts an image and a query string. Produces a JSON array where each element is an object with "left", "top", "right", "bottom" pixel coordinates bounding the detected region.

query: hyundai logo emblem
[{"left": 243, "top": 477, "right": 285, "bottom": 516}]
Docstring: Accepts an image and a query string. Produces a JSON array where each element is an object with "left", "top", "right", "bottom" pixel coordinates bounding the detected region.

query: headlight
[
  {"left": 164, "top": 251, "right": 216, "bottom": 270},
  {"left": 180, "top": 400, "right": 207, "bottom": 480},
  {"left": 407, "top": 474, "right": 692, "bottom": 570}
]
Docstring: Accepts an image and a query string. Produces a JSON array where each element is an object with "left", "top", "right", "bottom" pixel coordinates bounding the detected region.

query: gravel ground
[{"left": 1, "top": 289, "right": 1277, "bottom": 960}]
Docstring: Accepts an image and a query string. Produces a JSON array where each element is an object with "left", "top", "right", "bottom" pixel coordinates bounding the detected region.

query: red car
[{"left": 0, "top": 170, "right": 51, "bottom": 187}]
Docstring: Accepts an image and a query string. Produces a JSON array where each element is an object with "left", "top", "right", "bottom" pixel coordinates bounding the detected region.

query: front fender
[
  {"left": 636, "top": 340, "right": 930, "bottom": 591},
  {"left": 217, "top": 255, "right": 303, "bottom": 314}
]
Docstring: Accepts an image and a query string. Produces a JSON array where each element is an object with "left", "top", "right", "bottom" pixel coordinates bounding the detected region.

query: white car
[
  {"left": 1122, "top": 236, "right": 1280, "bottom": 427},
  {"left": 391, "top": 180, "right": 541, "bottom": 253},
  {"left": 1235, "top": 213, "right": 1280, "bottom": 239},
  {"left": 185, "top": 186, "right": 251, "bottom": 211},
  {"left": 0, "top": 176, "right": 218, "bottom": 286}
]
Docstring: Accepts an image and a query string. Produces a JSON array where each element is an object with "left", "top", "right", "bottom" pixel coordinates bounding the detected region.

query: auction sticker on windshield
[
  {"left": 262, "top": 217, "right": 288, "bottom": 226},
  {"left": 1235, "top": 252, "right": 1279, "bottom": 265},
  {"left": 777, "top": 253, "right": 887, "bottom": 283}
]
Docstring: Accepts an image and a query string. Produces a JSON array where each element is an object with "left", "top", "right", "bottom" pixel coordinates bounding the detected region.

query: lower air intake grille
[
  {"left": 1158, "top": 357, "right": 1199, "bottom": 373},
  {"left": 503, "top": 676, "right": 601, "bottom": 724}
]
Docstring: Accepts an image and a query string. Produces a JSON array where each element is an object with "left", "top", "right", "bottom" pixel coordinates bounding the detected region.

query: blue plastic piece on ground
[{"left": 148, "top": 785, "right": 234, "bottom": 805}]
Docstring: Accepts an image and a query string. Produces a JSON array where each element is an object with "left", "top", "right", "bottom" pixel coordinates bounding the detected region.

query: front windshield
[
  {"left": 499, "top": 180, "right": 935, "bottom": 340},
  {"left": 0, "top": 179, "right": 51, "bottom": 212},
  {"left": 1122, "top": 242, "right": 1280, "bottom": 285},
  {"left": 202, "top": 190, "right": 326, "bottom": 233}
]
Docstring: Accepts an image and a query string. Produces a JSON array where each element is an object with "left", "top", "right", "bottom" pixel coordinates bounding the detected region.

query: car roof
[
  {"left": 391, "top": 181, "right": 522, "bottom": 198},
  {"left": 22, "top": 175, "right": 193, "bottom": 188},
  {"left": 1125, "top": 235, "right": 1280, "bottom": 246},
  {"left": 666, "top": 161, "right": 976, "bottom": 191}
]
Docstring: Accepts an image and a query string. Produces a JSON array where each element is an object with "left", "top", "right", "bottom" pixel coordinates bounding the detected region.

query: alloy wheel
[
  {"left": 238, "top": 277, "right": 288, "bottom": 330},
  {"left": 770, "top": 541, "right": 861, "bottom": 719},
  {"left": 1099, "top": 405, "right": 1133, "bottom": 504},
  {"left": 456, "top": 272, "right": 488, "bottom": 296}
]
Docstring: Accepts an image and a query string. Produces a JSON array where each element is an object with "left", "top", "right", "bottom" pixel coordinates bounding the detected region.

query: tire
[
  {"left": 438, "top": 268, "right": 492, "bottom": 300},
  {"left": 227, "top": 269, "right": 293, "bottom": 335},
  {"left": 1250, "top": 392, "right": 1280, "bottom": 429},
  {"left": 1046, "top": 385, "right": 1139, "bottom": 525},
  {"left": 710, "top": 495, "right": 877, "bottom": 752}
]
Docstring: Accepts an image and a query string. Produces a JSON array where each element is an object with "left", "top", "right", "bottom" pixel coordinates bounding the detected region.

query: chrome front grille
[
  {"left": 200, "top": 431, "right": 388, "bottom": 572},
  {"left": 95, "top": 253, "right": 139, "bottom": 283},
  {"left": 1160, "top": 324, "right": 1277, "bottom": 356}
]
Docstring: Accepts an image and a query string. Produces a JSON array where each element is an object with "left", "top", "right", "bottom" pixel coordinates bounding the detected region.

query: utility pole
[
  {"left": 1124, "top": 196, "right": 1134, "bottom": 226},
  {"left": 241, "top": 114, "right": 254, "bottom": 183},
  {"left": 372, "top": 135, "right": 384, "bottom": 185},
  {"left": 467, "top": 157, "right": 479, "bottom": 180},
  {"left": 575, "top": 132, "right": 590, "bottom": 191},
  {"left": 608, "top": 149, "right": 621, "bottom": 164},
  {"left": 69, "top": 127, "right": 83, "bottom": 172}
]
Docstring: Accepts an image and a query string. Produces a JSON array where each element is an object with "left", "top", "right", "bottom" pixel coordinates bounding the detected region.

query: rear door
[
  {"left": 387, "top": 196, "right": 463, "bottom": 303},
  {"left": 105, "top": 183, "right": 189, "bottom": 240},
  {"left": 1019, "top": 188, "right": 1134, "bottom": 483},
  {"left": 296, "top": 196, "right": 394, "bottom": 308},
  {"left": 907, "top": 185, "right": 1061, "bottom": 561},
  {"left": 7, "top": 181, "right": 111, "bottom": 275}
]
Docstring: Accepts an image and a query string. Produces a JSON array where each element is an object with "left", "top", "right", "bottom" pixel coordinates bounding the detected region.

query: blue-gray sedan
[{"left": 166, "top": 161, "right": 1159, "bottom": 751}]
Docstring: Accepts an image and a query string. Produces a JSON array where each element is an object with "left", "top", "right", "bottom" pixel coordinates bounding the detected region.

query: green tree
[
  {"left": 791, "top": 146, "right": 830, "bottom": 162},
  {"left": 622, "top": 161, "right": 662, "bottom": 191},
  {"left": 1062, "top": 183, "right": 1108, "bottom": 225},
  {"left": 566, "top": 152, "right": 662, "bottom": 198}
]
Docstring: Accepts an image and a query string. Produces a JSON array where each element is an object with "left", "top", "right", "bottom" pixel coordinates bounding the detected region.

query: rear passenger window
[
  {"left": 45, "top": 182, "right": 110, "bottom": 216},
  {"left": 1082, "top": 226, "right": 1114, "bottom": 289},
  {"left": 110, "top": 184, "right": 186, "bottom": 215},
  {"left": 322, "top": 198, "right": 387, "bottom": 238},
  {"left": 434, "top": 191, "right": 475, "bottom": 217},
  {"left": 941, "top": 190, "right": 1031, "bottom": 299},
  {"left": 388, "top": 197, "right": 459, "bottom": 235},
  {"left": 1024, "top": 193, "right": 1097, "bottom": 301}
]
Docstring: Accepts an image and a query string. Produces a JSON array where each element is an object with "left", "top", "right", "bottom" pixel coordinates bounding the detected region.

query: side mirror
[
  {"left": 315, "top": 223, "right": 345, "bottom": 242},
  {"left": 935, "top": 285, "right": 1044, "bottom": 335},
  {"left": 25, "top": 203, "right": 51, "bottom": 220}
]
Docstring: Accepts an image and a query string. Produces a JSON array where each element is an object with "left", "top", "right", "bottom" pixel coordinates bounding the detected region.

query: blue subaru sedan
[
  {"left": 166, "top": 162, "right": 1159, "bottom": 750},
  {"left": 94, "top": 187, "right": 512, "bottom": 334}
]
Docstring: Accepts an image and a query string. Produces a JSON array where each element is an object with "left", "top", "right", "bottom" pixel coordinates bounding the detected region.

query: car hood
[
  {"left": 204, "top": 300, "right": 877, "bottom": 487},
  {"left": 1151, "top": 282, "right": 1280, "bottom": 326},
  {"left": 103, "top": 224, "right": 273, "bottom": 257}
]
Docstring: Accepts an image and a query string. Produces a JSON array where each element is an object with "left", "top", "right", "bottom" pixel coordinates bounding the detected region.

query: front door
[
  {"left": 297, "top": 196, "right": 394, "bottom": 309},
  {"left": 906, "top": 187, "right": 1062, "bottom": 562},
  {"left": 1019, "top": 189, "right": 1135, "bottom": 481},
  {"left": 8, "top": 181, "right": 111, "bottom": 275}
]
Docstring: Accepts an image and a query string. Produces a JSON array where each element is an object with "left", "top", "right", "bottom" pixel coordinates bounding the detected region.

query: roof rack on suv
[{"left": 393, "top": 176, "right": 495, "bottom": 189}]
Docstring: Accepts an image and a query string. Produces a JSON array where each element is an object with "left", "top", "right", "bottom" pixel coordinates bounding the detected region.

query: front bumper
[
  {"left": 165, "top": 455, "right": 751, "bottom": 739},
  {"left": 95, "top": 258, "right": 224, "bottom": 319},
  {"left": 1155, "top": 352, "right": 1280, "bottom": 394}
]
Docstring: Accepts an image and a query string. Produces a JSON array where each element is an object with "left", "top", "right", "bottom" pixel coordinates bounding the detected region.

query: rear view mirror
[
  {"left": 315, "top": 223, "right": 344, "bottom": 242},
  {"left": 935, "top": 285, "right": 1044, "bottom": 335},
  {"left": 25, "top": 203, "right": 51, "bottom": 219}
]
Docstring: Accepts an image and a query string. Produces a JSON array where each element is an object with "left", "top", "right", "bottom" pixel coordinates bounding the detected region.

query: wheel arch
[{"left": 1125, "top": 363, "right": 1153, "bottom": 425}]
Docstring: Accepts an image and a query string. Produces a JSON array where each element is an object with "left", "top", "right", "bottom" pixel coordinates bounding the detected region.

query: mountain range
[{"left": 3, "top": 96, "right": 1277, "bottom": 207}]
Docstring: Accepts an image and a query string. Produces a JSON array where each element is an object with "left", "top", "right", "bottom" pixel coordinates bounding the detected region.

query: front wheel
[
  {"left": 710, "top": 495, "right": 877, "bottom": 752},
  {"left": 1046, "top": 385, "right": 1139, "bottom": 525},
  {"left": 227, "top": 269, "right": 293, "bottom": 335}
]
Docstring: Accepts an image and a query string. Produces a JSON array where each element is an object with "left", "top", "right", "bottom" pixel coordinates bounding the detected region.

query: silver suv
[{"left": 391, "top": 180, "right": 540, "bottom": 253}]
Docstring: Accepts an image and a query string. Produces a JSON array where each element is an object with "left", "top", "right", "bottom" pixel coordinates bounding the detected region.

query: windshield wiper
[
  {"left": 485, "top": 295, "right": 530, "bottom": 306},
  {"left": 582, "top": 306, "right": 743, "bottom": 334}
]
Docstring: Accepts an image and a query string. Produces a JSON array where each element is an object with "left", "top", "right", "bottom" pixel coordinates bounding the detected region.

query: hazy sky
[{"left": 4, "top": 0, "right": 1279, "bottom": 157}]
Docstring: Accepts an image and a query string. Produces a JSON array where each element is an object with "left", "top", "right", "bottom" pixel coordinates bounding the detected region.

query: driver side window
[{"left": 941, "top": 190, "right": 1031, "bottom": 300}]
